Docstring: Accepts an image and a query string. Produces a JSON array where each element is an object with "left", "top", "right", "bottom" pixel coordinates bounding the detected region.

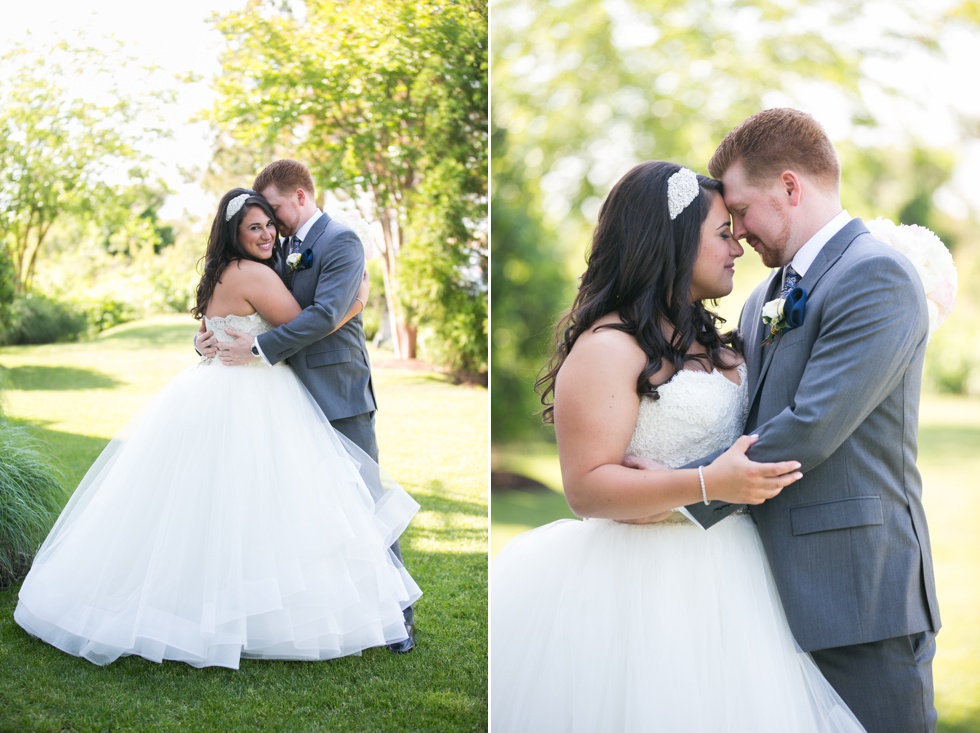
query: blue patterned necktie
[
  {"left": 780, "top": 265, "right": 801, "bottom": 298},
  {"left": 289, "top": 236, "right": 302, "bottom": 254}
]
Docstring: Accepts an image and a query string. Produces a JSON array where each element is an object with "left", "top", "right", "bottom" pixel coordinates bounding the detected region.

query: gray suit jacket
[
  {"left": 256, "top": 212, "right": 377, "bottom": 422},
  {"left": 685, "top": 218, "right": 940, "bottom": 652}
]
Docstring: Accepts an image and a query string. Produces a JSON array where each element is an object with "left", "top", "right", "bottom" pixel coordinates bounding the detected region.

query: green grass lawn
[
  {"left": 491, "top": 393, "right": 980, "bottom": 733},
  {"left": 0, "top": 315, "right": 488, "bottom": 733}
]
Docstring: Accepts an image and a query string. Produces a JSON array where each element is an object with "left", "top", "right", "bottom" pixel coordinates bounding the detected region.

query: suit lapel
[
  {"left": 302, "top": 212, "right": 332, "bottom": 256},
  {"left": 794, "top": 218, "right": 865, "bottom": 296},
  {"left": 273, "top": 240, "right": 289, "bottom": 280},
  {"left": 280, "top": 213, "right": 333, "bottom": 291},
  {"left": 746, "top": 271, "right": 782, "bottom": 408},
  {"left": 747, "top": 218, "right": 868, "bottom": 411}
]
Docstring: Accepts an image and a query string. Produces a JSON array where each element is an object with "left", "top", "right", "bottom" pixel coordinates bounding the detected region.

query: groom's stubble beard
[{"left": 752, "top": 195, "right": 793, "bottom": 269}]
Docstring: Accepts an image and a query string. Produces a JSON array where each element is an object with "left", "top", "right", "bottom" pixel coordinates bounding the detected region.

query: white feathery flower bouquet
[
  {"left": 329, "top": 207, "right": 379, "bottom": 258},
  {"left": 865, "top": 217, "right": 957, "bottom": 339}
]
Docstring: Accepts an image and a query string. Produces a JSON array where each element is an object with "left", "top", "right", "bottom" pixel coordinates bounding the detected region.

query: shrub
[
  {"left": 73, "top": 294, "right": 138, "bottom": 334},
  {"left": 0, "top": 419, "right": 69, "bottom": 588},
  {"left": 0, "top": 294, "right": 87, "bottom": 346}
]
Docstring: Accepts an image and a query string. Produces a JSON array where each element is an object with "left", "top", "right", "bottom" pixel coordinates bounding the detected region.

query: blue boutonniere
[
  {"left": 287, "top": 248, "right": 314, "bottom": 272},
  {"left": 761, "top": 287, "right": 807, "bottom": 345}
]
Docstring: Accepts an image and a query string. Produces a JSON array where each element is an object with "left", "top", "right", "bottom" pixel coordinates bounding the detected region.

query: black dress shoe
[{"left": 387, "top": 623, "right": 415, "bottom": 654}]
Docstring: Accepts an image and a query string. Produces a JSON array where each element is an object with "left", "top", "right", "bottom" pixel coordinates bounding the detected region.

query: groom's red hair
[
  {"left": 253, "top": 159, "right": 317, "bottom": 198},
  {"left": 708, "top": 108, "right": 840, "bottom": 193}
]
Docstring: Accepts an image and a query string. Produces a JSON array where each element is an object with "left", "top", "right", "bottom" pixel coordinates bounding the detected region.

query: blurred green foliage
[
  {"left": 0, "top": 243, "right": 16, "bottom": 334},
  {"left": 208, "top": 0, "right": 488, "bottom": 374},
  {"left": 491, "top": 0, "right": 980, "bottom": 443},
  {"left": 0, "top": 295, "right": 87, "bottom": 346},
  {"left": 0, "top": 40, "right": 171, "bottom": 295},
  {"left": 490, "top": 127, "right": 573, "bottom": 438}
]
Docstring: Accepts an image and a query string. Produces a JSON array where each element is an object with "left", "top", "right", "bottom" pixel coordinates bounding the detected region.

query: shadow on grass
[
  {"left": 96, "top": 320, "right": 198, "bottom": 350},
  {"left": 0, "top": 365, "right": 122, "bottom": 391},
  {"left": 411, "top": 488, "right": 487, "bottom": 517},
  {"left": 372, "top": 370, "right": 456, "bottom": 388},
  {"left": 2, "top": 420, "right": 112, "bottom": 492}
]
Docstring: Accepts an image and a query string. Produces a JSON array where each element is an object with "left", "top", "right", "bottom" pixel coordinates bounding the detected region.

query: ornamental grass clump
[{"left": 0, "top": 419, "right": 68, "bottom": 588}]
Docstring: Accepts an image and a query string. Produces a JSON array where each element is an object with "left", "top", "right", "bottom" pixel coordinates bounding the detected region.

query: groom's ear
[
  {"left": 296, "top": 188, "right": 307, "bottom": 206},
  {"left": 779, "top": 171, "right": 802, "bottom": 206}
]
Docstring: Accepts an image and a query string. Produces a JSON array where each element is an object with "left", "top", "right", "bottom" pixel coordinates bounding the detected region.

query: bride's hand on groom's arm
[{"left": 704, "top": 435, "right": 802, "bottom": 506}]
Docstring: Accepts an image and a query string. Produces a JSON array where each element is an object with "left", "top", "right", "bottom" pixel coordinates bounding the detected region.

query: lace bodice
[
  {"left": 205, "top": 312, "right": 273, "bottom": 340},
  {"left": 626, "top": 364, "right": 748, "bottom": 469},
  {"left": 200, "top": 313, "right": 273, "bottom": 366}
]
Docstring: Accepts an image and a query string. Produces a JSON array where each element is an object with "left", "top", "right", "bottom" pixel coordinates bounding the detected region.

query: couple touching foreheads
[{"left": 492, "top": 108, "right": 942, "bottom": 732}]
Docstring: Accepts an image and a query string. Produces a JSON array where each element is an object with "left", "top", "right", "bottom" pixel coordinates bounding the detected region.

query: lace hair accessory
[
  {"left": 667, "top": 167, "right": 700, "bottom": 220},
  {"left": 224, "top": 192, "right": 251, "bottom": 221}
]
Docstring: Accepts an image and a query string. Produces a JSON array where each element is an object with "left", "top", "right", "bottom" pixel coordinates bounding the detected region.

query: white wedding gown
[
  {"left": 15, "top": 313, "right": 421, "bottom": 669},
  {"left": 491, "top": 365, "right": 865, "bottom": 732}
]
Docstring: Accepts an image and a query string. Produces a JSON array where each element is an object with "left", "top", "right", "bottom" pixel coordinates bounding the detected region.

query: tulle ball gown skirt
[
  {"left": 491, "top": 515, "right": 864, "bottom": 732},
  {"left": 15, "top": 360, "right": 422, "bottom": 669}
]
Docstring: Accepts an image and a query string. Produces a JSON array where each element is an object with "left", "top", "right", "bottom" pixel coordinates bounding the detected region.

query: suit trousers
[
  {"left": 331, "top": 411, "right": 380, "bottom": 462},
  {"left": 330, "top": 411, "right": 414, "bottom": 624},
  {"left": 810, "top": 631, "right": 937, "bottom": 733}
]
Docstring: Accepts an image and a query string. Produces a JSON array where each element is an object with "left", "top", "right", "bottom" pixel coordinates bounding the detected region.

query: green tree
[
  {"left": 209, "top": 0, "right": 488, "bottom": 370},
  {"left": 491, "top": 126, "right": 572, "bottom": 438},
  {"left": 0, "top": 241, "right": 16, "bottom": 334},
  {"left": 0, "top": 40, "right": 170, "bottom": 293}
]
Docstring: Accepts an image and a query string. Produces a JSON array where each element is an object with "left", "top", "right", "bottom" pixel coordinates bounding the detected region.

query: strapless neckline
[
  {"left": 626, "top": 362, "right": 749, "bottom": 471},
  {"left": 205, "top": 312, "right": 263, "bottom": 327},
  {"left": 658, "top": 363, "right": 746, "bottom": 391}
]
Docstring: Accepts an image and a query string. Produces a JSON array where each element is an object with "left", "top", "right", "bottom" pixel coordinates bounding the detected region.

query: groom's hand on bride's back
[{"left": 217, "top": 328, "right": 259, "bottom": 366}]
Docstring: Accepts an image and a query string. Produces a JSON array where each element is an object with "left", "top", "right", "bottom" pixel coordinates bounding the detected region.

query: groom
[
  {"left": 208, "top": 159, "right": 416, "bottom": 653},
  {"left": 684, "top": 109, "right": 940, "bottom": 732}
]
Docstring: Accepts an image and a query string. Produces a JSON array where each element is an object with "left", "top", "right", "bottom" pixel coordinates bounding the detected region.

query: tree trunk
[
  {"left": 377, "top": 210, "right": 405, "bottom": 358},
  {"left": 23, "top": 219, "right": 52, "bottom": 294},
  {"left": 398, "top": 323, "right": 417, "bottom": 360}
]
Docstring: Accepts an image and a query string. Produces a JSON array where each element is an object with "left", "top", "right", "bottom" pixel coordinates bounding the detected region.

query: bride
[
  {"left": 15, "top": 188, "right": 421, "bottom": 668},
  {"left": 490, "top": 162, "right": 864, "bottom": 731}
]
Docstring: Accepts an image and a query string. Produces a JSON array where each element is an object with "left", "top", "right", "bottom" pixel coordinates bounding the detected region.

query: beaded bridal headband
[
  {"left": 224, "top": 192, "right": 253, "bottom": 221},
  {"left": 667, "top": 167, "right": 700, "bottom": 220}
]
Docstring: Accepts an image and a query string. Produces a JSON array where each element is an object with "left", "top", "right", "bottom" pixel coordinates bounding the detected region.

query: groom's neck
[{"left": 792, "top": 194, "right": 843, "bottom": 251}]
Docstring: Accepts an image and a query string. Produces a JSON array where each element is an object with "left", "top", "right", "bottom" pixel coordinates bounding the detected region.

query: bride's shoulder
[
  {"left": 225, "top": 258, "right": 275, "bottom": 274},
  {"left": 221, "top": 259, "right": 280, "bottom": 286},
  {"left": 575, "top": 314, "right": 637, "bottom": 348},
  {"left": 565, "top": 315, "right": 646, "bottom": 373}
]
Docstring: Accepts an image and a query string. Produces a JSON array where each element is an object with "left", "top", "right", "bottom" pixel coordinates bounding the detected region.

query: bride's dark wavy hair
[
  {"left": 192, "top": 188, "right": 280, "bottom": 320},
  {"left": 536, "top": 161, "right": 743, "bottom": 423}
]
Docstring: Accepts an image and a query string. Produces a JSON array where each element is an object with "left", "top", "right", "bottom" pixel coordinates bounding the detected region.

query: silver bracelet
[
  {"left": 698, "top": 466, "right": 708, "bottom": 505},
  {"left": 355, "top": 297, "right": 366, "bottom": 311}
]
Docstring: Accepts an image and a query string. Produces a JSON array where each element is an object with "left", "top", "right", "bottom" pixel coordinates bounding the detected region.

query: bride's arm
[
  {"left": 556, "top": 328, "right": 802, "bottom": 520},
  {"left": 337, "top": 269, "right": 370, "bottom": 331},
  {"left": 217, "top": 264, "right": 370, "bottom": 365}
]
